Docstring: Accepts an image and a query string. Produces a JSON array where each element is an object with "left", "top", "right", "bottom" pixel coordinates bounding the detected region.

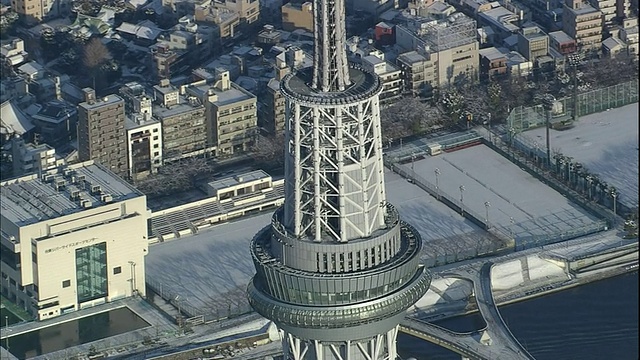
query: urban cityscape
[{"left": 0, "top": 0, "right": 638, "bottom": 358}]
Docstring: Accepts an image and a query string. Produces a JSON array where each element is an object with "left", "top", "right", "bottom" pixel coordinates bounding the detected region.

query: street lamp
[
  {"left": 411, "top": 152, "right": 416, "bottom": 172},
  {"left": 434, "top": 168, "right": 441, "bottom": 199},
  {"left": 568, "top": 53, "right": 580, "bottom": 122},
  {"left": 459, "top": 185, "right": 465, "bottom": 215},
  {"left": 484, "top": 201, "right": 491, "bottom": 228},
  {"left": 611, "top": 191, "right": 618, "bottom": 218}
]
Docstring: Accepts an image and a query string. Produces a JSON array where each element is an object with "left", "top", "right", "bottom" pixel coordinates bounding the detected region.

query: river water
[{"left": 398, "top": 271, "right": 639, "bottom": 360}]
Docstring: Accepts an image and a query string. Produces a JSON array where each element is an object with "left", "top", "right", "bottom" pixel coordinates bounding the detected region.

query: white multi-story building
[
  {"left": 11, "top": 136, "right": 62, "bottom": 177},
  {"left": 126, "top": 114, "right": 163, "bottom": 179},
  {"left": 0, "top": 161, "right": 148, "bottom": 321}
]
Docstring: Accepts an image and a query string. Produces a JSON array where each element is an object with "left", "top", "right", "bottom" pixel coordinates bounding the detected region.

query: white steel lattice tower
[{"left": 247, "top": 0, "right": 431, "bottom": 358}]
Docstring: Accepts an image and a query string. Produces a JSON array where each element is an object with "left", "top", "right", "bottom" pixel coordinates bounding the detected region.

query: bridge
[{"left": 400, "top": 261, "right": 535, "bottom": 360}]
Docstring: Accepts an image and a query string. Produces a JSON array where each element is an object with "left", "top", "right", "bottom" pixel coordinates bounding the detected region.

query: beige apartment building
[
  {"left": 361, "top": 55, "right": 402, "bottom": 103},
  {"left": 396, "top": 51, "right": 436, "bottom": 96},
  {"left": 563, "top": 0, "right": 604, "bottom": 53},
  {"left": 281, "top": 2, "right": 313, "bottom": 32},
  {"left": 11, "top": 0, "right": 70, "bottom": 24},
  {"left": 0, "top": 161, "right": 148, "bottom": 321},
  {"left": 217, "top": 0, "right": 259, "bottom": 26},
  {"left": 396, "top": 15, "right": 479, "bottom": 88},
  {"left": 205, "top": 70, "right": 258, "bottom": 156},
  {"left": 153, "top": 80, "right": 208, "bottom": 161},
  {"left": 77, "top": 89, "right": 128, "bottom": 178}
]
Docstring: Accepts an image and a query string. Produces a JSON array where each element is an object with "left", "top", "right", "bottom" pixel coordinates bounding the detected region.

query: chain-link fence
[
  {"left": 145, "top": 278, "right": 253, "bottom": 325},
  {"left": 507, "top": 79, "right": 639, "bottom": 133}
]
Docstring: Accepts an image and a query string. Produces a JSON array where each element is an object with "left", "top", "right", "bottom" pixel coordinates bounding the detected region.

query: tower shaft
[{"left": 312, "top": 0, "right": 351, "bottom": 92}]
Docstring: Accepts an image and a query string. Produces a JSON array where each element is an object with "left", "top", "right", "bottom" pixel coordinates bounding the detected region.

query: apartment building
[
  {"left": 216, "top": 0, "right": 259, "bottom": 26},
  {"left": 260, "top": 78, "right": 285, "bottom": 134},
  {"left": 361, "top": 55, "right": 402, "bottom": 103},
  {"left": 0, "top": 161, "right": 148, "bottom": 321},
  {"left": 77, "top": 89, "right": 128, "bottom": 178},
  {"left": 478, "top": 47, "right": 508, "bottom": 82},
  {"left": 396, "top": 51, "right": 436, "bottom": 96},
  {"left": 618, "top": 17, "right": 639, "bottom": 56},
  {"left": 548, "top": 30, "right": 578, "bottom": 54},
  {"left": 396, "top": 14, "right": 479, "bottom": 87},
  {"left": 126, "top": 114, "right": 162, "bottom": 179},
  {"left": 11, "top": 136, "right": 61, "bottom": 177},
  {"left": 281, "top": 1, "right": 313, "bottom": 32},
  {"left": 590, "top": 0, "right": 617, "bottom": 28},
  {"left": 195, "top": 4, "right": 239, "bottom": 40},
  {"left": 10, "top": 0, "right": 71, "bottom": 24},
  {"left": 153, "top": 80, "right": 208, "bottom": 161},
  {"left": 563, "top": 0, "right": 604, "bottom": 53},
  {"left": 517, "top": 26, "right": 549, "bottom": 61},
  {"left": 187, "top": 69, "right": 257, "bottom": 157}
]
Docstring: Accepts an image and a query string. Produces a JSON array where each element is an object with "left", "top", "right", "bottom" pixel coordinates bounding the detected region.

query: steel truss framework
[
  {"left": 283, "top": 327, "right": 399, "bottom": 360},
  {"left": 312, "top": 0, "right": 351, "bottom": 92},
  {"left": 283, "top": 96, "right": 387, "bottom": 242}
]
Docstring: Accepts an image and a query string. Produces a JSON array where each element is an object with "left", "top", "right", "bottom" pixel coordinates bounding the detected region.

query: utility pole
[{"left": 541, "top": 94, "right": 556, "bottom": 168}]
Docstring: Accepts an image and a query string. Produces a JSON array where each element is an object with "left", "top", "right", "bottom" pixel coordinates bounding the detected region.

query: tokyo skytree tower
[{"left": 246, "top": 0, "right": 432, "bottom": 358}]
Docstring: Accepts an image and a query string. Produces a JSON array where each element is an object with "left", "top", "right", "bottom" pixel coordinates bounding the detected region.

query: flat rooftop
[
  {"left": 0, "top": 161, "right": 143, "bottom": 226},
  {"left": 78, "top": 94, "right": 124, "bottom": 110},
  {"left": 205, "top": 170, "right": 270, "bottom": 192}
]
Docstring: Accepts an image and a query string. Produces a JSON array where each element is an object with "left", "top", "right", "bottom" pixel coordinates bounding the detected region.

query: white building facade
[{"left": 0, "top": 161, "right": 148, "bottom": 321}]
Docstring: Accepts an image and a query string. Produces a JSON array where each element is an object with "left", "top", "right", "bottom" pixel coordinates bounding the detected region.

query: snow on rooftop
[{"left": 520, "top": 102, "right": 639, "bottom": 208}]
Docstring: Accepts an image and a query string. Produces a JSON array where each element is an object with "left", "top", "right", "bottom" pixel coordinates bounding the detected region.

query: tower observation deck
[{"left": 247, "top": 0, "right": 431, "bottom": 358}]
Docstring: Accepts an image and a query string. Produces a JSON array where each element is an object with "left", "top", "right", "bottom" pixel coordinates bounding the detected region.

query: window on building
[
  {"left": 62, "top": 280, "right": 71, "bottom": 288},
  {"left": 113, "top": 266, "right": 122, "bottom": 275},
  {"left": 76, "top": 242, "right": 108, "bottom": 303}
]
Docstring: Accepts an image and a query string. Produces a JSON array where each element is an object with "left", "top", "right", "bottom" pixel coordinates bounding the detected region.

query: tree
[
  {"left": 82, "top": 37, "right": 112, "bottom": 90},
  {"left": 380, "top": 97, "right": 437, "bottom": 141},
  {"left": 251, "top": 133, "right": 285, "bottom": 169},
  {"left": 135, "top": 157, "right": 215, "bottom": 198}
]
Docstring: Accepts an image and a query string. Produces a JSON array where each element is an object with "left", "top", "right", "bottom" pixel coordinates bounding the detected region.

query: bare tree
[
  {"left": 83, "top": 37, "right": 112, "bottom": 90},
  {"left": 251, "top": 133, "right": 285, "bottom": 168},
  {"left": 135, "top": 157, "right": 215, "bottom": 197},
  {"left": 380, "top": 97, "right": 441, "bottom": 140}
]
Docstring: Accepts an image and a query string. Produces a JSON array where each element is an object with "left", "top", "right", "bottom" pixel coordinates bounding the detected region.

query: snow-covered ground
[
  {"left": 409, "top": 278, "right": 473, "bottom": 311},
  {"left": 491, "top": 260, "right": 525, "bottom": 290},
  {"left": 521, "top": 102, "right": 639, "bottom": 208},
  {"left": 527, "top": 255, "right": 565, "bottom": 281},
  {"left": 145, "top": 171, "right": 490, "bottom": 315},
  {"left": 145, "top": 213, "right": 271, "bottom": 315},
  {"left": 410, "top": 145, "right": 598, "bottom": 238}
]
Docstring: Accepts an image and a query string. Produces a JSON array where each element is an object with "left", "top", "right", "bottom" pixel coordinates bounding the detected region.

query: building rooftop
[
  {"left": 566, "top": 3, "right": 599, "bottom": 15},
  {"left": 79, "top": 94, "right": 124, "bottom": 110},
  {"left": 0, "top": 101, "right": 34, "bottom": 136},
  {"left": 397, "top": 51, "right": 428, "bottom": 64},
  {"left": 479, "top": 46, "right": 507, "bottom": 60},
  {"left": 205, "top": 170, "right": 270, "bottom": 192},
  {"left": 479, "top": 6, "right": 520, "bottom": 33},
  {"left": 548, "top": 30, "right": 574, "bottom": 44},
  {"left": 153, "top": 97, "right": 204, "bottom": 118},
  {"left": 0, "top": 161, "right": 143, "bottom": 227},
  {"left": 201, "top": 83, "right": 255, "bottom": 107},
  {"left": 125, "top": 113, "right": 160, "bottom": 130}
]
